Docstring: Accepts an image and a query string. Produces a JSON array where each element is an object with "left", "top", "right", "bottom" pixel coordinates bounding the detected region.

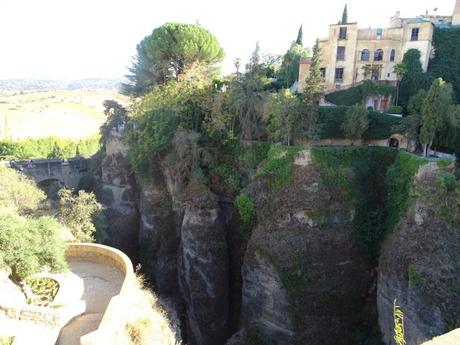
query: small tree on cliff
[
  {"left": 420, "top": 78, "right": 454, "bottom": 156},
  {"left": 342, "top": 104, "right": 369, "bottom": 143}
]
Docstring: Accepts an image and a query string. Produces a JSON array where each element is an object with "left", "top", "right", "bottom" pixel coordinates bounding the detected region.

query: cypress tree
[{"left": 296, "top": 25, "right": 303, "bottom": 46}]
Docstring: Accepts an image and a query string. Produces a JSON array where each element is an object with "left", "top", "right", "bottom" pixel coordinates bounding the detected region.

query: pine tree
[
  {"left": 342, "top": 4, "right": 348, "bottom": 24},
  {"left": 296, "top": 25, "right": 303, "bottom": 46}
]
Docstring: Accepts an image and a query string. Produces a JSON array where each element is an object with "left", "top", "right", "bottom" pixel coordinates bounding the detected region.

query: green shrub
[
  {"left": 325, "top": 81, "right": 396, "bottom": 106},
  {"left": 25, "top": 277, "right": 59, "bottom": 306},
  {"left": 0, "top": 209, "right": 67, "bottom": 283},
  {"left": 58, "top": 188, "right": 104, "bottom": 243},
  {"left": 388, "top": 105, "right": 403, "bottom": 114},
  {"left": 236, "top": 193, "right": 255, "bottom": 225},
  {"left": 0, "top": 165, "right": 46, "bottom": 214}
]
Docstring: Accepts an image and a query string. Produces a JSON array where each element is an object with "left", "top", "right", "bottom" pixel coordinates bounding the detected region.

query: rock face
[
  {"left": 378, "top": 163, "right": 460, "bottom": 345},
  {"left": 179, "top": 186, "right": 229, "bottom": 345},
  {"left": 237, "top": 152, "right": 374, "bottom": 345},
  {"left": 96, "top": 131, "right": 139, "bottom": 260}
]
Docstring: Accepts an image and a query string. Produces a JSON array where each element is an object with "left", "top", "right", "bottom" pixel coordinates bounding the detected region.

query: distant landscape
[{"left": 0, "top": 78, "right": 128, "bottom": 139}]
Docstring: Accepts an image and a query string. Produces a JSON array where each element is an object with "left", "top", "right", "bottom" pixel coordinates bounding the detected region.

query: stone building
[{"left": 299, "top": 0, "right": 460, "bottom": 94}]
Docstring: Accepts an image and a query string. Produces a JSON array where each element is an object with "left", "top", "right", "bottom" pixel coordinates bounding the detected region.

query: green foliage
[
  {"left": 236, "top": 193, "right": 255, "bottom": 224},
  {"left": 122, "top": 22, "right": 224, "bottom": 96},
  {"left": 257, "top": 146, "right": 301, "bottom": 189},
  {"left": 0, "top": 165, "right": 46, "bottom": 214},
  {"left": 0, "top": 209, "right": 67, "bottom": 283},
  {"left": 312, "top": 147, "right": 425, "bottom": 259},
  {"left": 316, "top": 106, "right": 402, "bottom": 140},
  {"left": 266, "top": 90, "right": 302, "bottom": 145},
  {"left": 128, "top": 81, "right": 214, "bottom": 175},
  {"left": 420, "top": 78, "right": 454, "bottom": 155},
  {"left": 388, "top": 105, "right": 403, "bottom": 114},
  {"left": 398, "top": 49, "right": 427, "bottom": 110},
  {"left": 385, "top": 152, "right": 426, "bottom": 233},
  {"left": 325, "top": 81, "right": 396, "bottom": 106},
  {"left": 25, "top": 277, "right": 59, "bottom": 306},
  {"left": 100, "top": 100, "right": 127, "bottom": 146},
  {"left": 408, "top": 265, "right": 422, "bottom": 286},
  {"left": 0, "top": 135, "right": 99, "bottom": 160},
  {"left": 428, "top": 26, "right": 460, "bottom": 102},
  {"left": 278, "top": 43, "right": 310, "bottom": 88},
  {"left": 58, "top": 188, "right": 104, "bottom": 243},
  {"left": 0, "top": 337, "right": 13, "bottom": 345},
  {"left": 342, "top": 104, "right": 369, "bottom": 141}
]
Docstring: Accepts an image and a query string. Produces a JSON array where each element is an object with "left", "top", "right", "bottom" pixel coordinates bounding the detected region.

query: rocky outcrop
[
  {"left": 378, "top": 162, "right": 460, "bottom": 345},
  {"left": 179, "top": 184, "right": 229, "bottom": 345},
  {"left": 96, "top": 131, "right": 139, "bottom": 259}
]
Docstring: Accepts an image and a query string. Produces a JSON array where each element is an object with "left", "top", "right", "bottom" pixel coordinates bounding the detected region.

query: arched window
[
  {"left": 361, "top": 49, "right": 370, "bottom": 61},
  {"left": 390, "top": 49, "right": 396, "bottom": 62},
  {"left": 374, "top": 49, "right": 384, "bottom": 61}
]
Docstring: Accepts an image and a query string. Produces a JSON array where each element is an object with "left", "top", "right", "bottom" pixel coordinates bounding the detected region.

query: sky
[{"left": 0, "top": 0, "right": 456, "bottom": 80}]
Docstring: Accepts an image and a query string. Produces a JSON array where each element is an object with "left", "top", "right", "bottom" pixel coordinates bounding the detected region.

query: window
[
  {"left": 361, "top": 49, "right": 370, "bottom": 61},
  {"left": 390, "top": 49, "right": 396, "bottom": 62},
  {"left": 320, "top": 68, "right": 326, "bottom": 78},
  {"left": 376, "top": 28, "right": 383, "bottom": 40},
  {"left": 371, "top": 68, "right": 380, "bottom": 81},
  {"left": 411, "top": 28, "right": 419, "bottom": 41},
  {"left": 337, "top": 46, "right": 346, "bottom": 61},
  {"left": 339, "top": 27, "right": 347, "bottom": 39},
  {"left": 335, "top": 68, "right": 344, "bottom": 81},
  {"left": 374, "top": 49, "right": 384, "bottom": 61}
]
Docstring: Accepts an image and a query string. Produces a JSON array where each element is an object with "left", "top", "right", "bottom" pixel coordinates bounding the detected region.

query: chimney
[{"left": 453, "top": 0, "right": 460, "bottom": 25}]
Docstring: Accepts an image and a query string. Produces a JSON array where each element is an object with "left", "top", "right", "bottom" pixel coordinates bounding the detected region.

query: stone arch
[{"left": 38, "top": 178, "right": 65, "bottom": 199}]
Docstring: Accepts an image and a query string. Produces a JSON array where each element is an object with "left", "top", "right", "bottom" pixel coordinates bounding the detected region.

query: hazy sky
[{"left": 0, "top": 0, "right": 456, "bottom": 80}]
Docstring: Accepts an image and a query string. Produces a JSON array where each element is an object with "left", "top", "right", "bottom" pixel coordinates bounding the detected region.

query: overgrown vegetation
[
  {"left": 312, "top": 147, "right": 426, "bottom": 260},
  {"left": 57, "top": 188, "right": 106, "bottom": 243},
  {"left": 324, "top": 80, "right": 396, "bottom": 106},
  {"left": 0, "top": 135, "right": 99, "bottom": 160},
  {"left": 256, "top": 146, "right": 301, "bottom": 189},
  {"left": 0, "top": 209, "right": 67, "bottom": 284}
]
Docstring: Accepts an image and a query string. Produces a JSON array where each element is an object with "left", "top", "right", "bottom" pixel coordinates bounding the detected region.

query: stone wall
[{"left": 66, "top": 243, "right": 136, "bottom": 345}]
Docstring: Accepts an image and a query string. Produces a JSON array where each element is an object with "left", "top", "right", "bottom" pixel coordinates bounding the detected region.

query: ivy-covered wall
[
  {"left": 311, "top": 147, "right": 426, "bottom": 260},
  {"left": 317, "top": 107, "right": 402, "bottom": 140},
  {"left": 324, "top": 81, "right": 396, "bottom": 107}
]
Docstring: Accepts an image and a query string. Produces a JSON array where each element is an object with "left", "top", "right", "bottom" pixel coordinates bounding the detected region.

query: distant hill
[{"left": 0, "top": 78, "right": 124, "bottom": 92}]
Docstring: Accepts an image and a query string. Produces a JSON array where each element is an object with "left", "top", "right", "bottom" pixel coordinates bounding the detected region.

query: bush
[
  {"left": 342, "top": 104, "right": 369, "bottom": 140},
  {"left": 0, "top": 165, "right": 46, "bottom": 214},
  {"left": 257, "top": 146, "right": 301, "bottom": 189},
  {"left": 388, "top": 105, "right": 403, "bottom": 114},
  {"left": 236, "top": 193, "right": 255, "bottom": 224},
  {"left": 58, "top": 188, "right": 104, "bottom": 243},
  {"left": 0, "top": 209, "right": 67, "bottom": 283}
]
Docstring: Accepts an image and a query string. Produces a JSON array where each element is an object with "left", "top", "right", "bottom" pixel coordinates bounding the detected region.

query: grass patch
[
  {"left": 25, "top": 277, "right": 59, "bottom": 306},
  {"left": 256, "top": 146, "right": 301, "bottom": 189}
]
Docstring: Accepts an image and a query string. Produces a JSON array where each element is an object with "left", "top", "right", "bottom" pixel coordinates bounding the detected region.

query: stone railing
[{"left": 65, "top": 243, "right": 136, "bottom": 345}]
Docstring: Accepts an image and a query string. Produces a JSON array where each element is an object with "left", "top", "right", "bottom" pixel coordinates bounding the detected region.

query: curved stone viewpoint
[{"left": 0, "top": 243, "right": 135, "bottom": 345}]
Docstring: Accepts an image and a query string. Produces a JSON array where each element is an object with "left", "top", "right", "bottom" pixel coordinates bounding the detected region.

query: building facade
[{"left": 299, "top": 0, "right": 460, "bottom": 93}]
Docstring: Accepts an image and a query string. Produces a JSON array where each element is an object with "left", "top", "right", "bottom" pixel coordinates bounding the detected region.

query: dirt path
[{"left": 56, "top": 259, "right": 124, "bottom": 345}]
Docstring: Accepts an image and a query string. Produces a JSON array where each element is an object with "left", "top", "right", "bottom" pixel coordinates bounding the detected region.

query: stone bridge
[{"left": 8, "top": 157, "right": 90, "bottom": 190}]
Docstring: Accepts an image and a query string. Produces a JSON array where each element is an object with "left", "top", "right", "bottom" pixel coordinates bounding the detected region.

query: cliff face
[
  {"left": 96, "top": 131, "right": 139, "bottom": 259},
  {"left": 234, "top": 150, "right": 374, "bottom": 345},
  {"left": 97, "top": 134, "right": 459, "bottom": 345},
  {"left": 378, "top": 162, "right": 460, "bottom": 345}
]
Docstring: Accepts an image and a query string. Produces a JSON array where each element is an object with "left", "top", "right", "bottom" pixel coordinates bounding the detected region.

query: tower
[{"left": 453, "top": 0, "right": 460, "bottom": 25}]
